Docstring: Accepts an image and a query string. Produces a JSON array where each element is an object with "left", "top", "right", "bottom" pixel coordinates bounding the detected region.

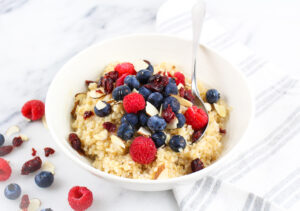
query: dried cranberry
[
  {"left": 96, "top": 89, "right": 103, "bottom": 94},
  {"left": 44, "top": 147, "right": 55, "bottom": 157},
  {"left": 85, "top": 80, "right": 96, "bottom": 86},
  {"left": 105, "top": 71, "right": 119, "bottom": 82},
  {"left": 179, "top": 87, "right": 185, "bottom": 97},
  {"left": 184, "top": 89, "right": 195, "bottom": 102},
  {"left": 0, "top": 146, "right": 13, "bottom": 156},
  {"left": 144, "top": 74, "right": 169, "bottom": 92},
  {"left": 12, "top": 136, "right": 23, "bottom": 147},
  {"left": 83, "top": 111, "right": 94, "bottom": 120},
  {"left": 103, "top": 122, "right": 116, "bottom": 132},
  {"left": 98, "top": 77, "right": 114, "bottom": 94},
  {"left": 20, "top": 194, "right": 30, "bottom": 209},
  {"left": 162, "top": 105, "right": 175, "bottom": 123},
  {"left": 220, "top": 128, "right": 226, "bottom": 134},
  {"left": 21, "top": 156, "right": 42, "bottom": 175},
  {"left": 192, "top": 130, "right": 202, "bottom": 143},
  {"left": 68, "top": 133, "right": 83, "bottom": 154},
  {"left": 191, "top": 158, "right": 204, "bottom": 172},
  {"left": 31, "top": 148, "right": 37, "bottom": 156}
]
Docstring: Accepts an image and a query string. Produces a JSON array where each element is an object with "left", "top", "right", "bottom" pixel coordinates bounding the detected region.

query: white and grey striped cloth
[{"left": 156, "top": 1, "right": 300, "bottom": 211}]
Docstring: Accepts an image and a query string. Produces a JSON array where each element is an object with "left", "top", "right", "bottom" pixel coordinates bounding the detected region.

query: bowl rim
[{"left": 45, "top": 33, "right": 255, "bottom": 185}]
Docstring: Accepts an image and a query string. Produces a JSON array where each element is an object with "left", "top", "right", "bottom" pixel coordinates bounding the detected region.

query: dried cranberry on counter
[
  {"left": 44, "top": 147, "right": 55, "bottom": 157},
  {"left": 0, "top": 146, "right": 13, "bottom": 156},
  {"left": 31, "top": 148, "right": 37, "bottom": 156},
  {"left": 12, "top": 136, "right": 23, "bottom": 147},
  {"left": 21, "top": 156, "right": 42, "bottom": 175},
  {"left": 19, "top": 194, "right": 30, "bottom": 209}
]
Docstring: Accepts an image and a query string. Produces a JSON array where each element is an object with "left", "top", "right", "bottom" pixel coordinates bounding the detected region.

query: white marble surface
[{"left": 0, "top": 0, "right": 299, "bottom": 210}]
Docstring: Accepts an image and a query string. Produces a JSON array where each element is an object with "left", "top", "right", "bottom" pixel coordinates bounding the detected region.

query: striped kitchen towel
[{"left": 156, "top": 1, "right": 300, "bottom": 211}]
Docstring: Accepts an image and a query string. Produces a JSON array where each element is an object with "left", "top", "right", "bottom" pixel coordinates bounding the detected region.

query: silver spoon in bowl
[{"left": 190, "top": 1, "right": 209, "bottom": 140}]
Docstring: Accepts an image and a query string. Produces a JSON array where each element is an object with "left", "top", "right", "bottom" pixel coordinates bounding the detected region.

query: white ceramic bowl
[{"left": 46, "top": 34, "right": 253, "bottom": 191}]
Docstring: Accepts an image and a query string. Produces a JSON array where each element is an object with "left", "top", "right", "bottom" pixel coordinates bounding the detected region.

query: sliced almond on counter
[
  {"left": 111, "top": 135, "right": 125, "bottom": 149},
  {"left": 6, "top": 125, "right": 20, "bottom": 137},
  {"left": 145, "top": 102, "right": 159, "bottom": 116},
  {"left": 171, "top": 95, "right": 193, "bottom": 107},
  {"left": 42, "top": 116, "right": 48, "bottom": 129},
  {"left": 137, "top": 127, "right": 151, "bottom": 137},
  {"left": 95, "top": 101, "right": 107, "bottom": 110},
  {"left": 153, "top": 164, "right": 165, "bottom": 179},
  {"left": 204, "top": 103, "right": 212, "bottom": 112},
  {"left": 20, "top": 134, "right": 29, "bottom": 141},
  {"left": 214, "top": 103, "right": 227, "bottom": 117},
  {"left": 166, "top": 117, "right": 179, "bottom": 129},
  {"left": 27, "top": 198, "right": 41, "bottom": 211},
  {"left": 41, "top": 161, "right": 55, "bottom": 174}
]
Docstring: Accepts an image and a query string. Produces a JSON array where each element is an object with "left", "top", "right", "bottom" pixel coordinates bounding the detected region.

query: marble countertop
[{"left": 0, "top": 0, "right": 299, "bottom": 210}]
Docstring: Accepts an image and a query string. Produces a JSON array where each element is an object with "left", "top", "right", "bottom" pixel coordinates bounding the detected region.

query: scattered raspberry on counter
[
  {"left": 68, "top": 186, "right": 93, "bottom": 211},
  {"left": 21, "top": 156, "right": 42, "bottom": 175},
  {"left": 0, "top": 158, "right": 12, "bottom": 181},
  {"left": 21, "top": 100, "right": 45, "bottom": 121},
  {"left": 130, "top": 136, "right": 157, "bottom": 164},
  {"left": 123, "top": 93, "right": 145, "bottom": 114},
  {"left": 44, "top": 147, "right": 55, "bottom": 157}
]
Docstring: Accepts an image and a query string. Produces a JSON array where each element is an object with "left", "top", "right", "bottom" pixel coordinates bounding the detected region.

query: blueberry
[
  {"left": 136, "top": 69, "right": 152, "bottom": 84},
  {"left": 147, "top": 115, "right": 166, "bottom": 132},
  {"left": 112, "top": 85, "right": 131, "bottom": 101},
  {"left": 4, "top": 183, "right": 21, "bottom": 200},
  {"left": 117, "top": 122, "right": 134, "bottom": 140},
  {"left": 163, "top": 96, "right": 180, "bottom": 113},
  {"left": 146, "top": 63, "right": 154, "bottom": 73},
  {"left": 206, "top": 89, "right": 220, "bottom": 104},
  {"left": 35, "top": 171, "right": 54, "bottom": 188},
  {"left": 94, "top": 101, "right": 111, "bottom": 117},
  {"left": 138, "top": 111, "right": 149, "bottom": 127},
  {"left": 169, "top": 135, "right": 186, "bottom": 152},
  {"left": 176, "top": 113, "right": 186, "bottom": 128},
  {"left": 139, "top": 86, "right": 152, "bottom": 100},
  {"left": 151, "top": 132, "right": 166, "bottom": 148},
  {"left": 41, "top": 209, "right": 53, "bottom": 211},
  {"left": 0, "top": 133, "right": 5, "bottom": 146},
  {"left": 124, "top": 75, "right": 140, "bottom": 90},
  {"left": 121, "top": 113, "right": 139, "bottom": 127},
  {"left": 164, "top": 79, "right": 178, "bottom": 96},
  {"left": 147, "top": 92, "right": 164, "bottom": 109}
]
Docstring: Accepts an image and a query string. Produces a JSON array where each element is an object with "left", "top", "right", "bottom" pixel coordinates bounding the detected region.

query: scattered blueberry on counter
[
  {"left": 35, "top": 171, "right": 54, "bottom": 188},
  {"left": 0, "top": 133, "right": 5, "bottom": 146},
  {"left": 4, "top": 183, "right": 21, "bottom": 200}
]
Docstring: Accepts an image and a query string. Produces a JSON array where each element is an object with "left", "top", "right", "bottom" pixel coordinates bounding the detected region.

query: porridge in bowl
[{"left": 70, "top": 60, "right": 229, "bottom": 179}]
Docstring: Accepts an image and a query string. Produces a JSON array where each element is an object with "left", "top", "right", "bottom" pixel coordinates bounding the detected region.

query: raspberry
[
  {"left": 21, "top": 100, "right": 45, "bottom": 121},
  {"left": 114, "top": 62, "right": 136, "bottom": 76},
  {"left": 123, "top": 93, "right": 145, "bottom": 114},
  {"left": 130, "top": 136, "right": 157, "bottom": 164},
  {"left": 0, "top": 158, "right": 11, "bottom": 181},
  {"left": 115, "top": 73, "right": 130, "bottom": 87},
  {"left": 68, "top": 186, "right": 93, "bottom": 211},
  {"left": 184, "top": 106, "right": 208, "bottom": 130},
  {"left": 174, "top": 72, "right": 185, "bottom": 85}
]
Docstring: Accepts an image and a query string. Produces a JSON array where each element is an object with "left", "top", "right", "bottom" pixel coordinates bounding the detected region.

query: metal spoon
[{"left": 191, "top": 1, "right": 209, "bottom": 140}]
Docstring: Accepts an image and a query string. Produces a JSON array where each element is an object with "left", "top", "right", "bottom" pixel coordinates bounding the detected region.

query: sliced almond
[
  {"left": 88, "top": 90, "right": 103, "bottom": 99},
  {"left": 137, "top": 127, "right": 151, "bottom": 137},
  {"left": 71, "top": 101, "right": 80, "bottom": 118},
  {"left": 157, "top": 168, "right": 169, "bottom": 179},
  {"left": 95, "top": 101, "right": 107, "bottom": 110},
  {"left": 153, "top": 164, "right": 165, "bottom": 179},
  {"left": 204, "top": 103, "right": 212, "bottom": 112},
  {"left": 20, "top": 134, "right": 29, "bottom": 141},
  {"left": 132, "top": 88, "right": 138, "bottom": 93},
  {"left": 111, "top": 135, "right": 125, "bottom": 149},
  {"left": 145, "top": 102, "right": 159, "bottom": 116},
  {"left": 133, "top": 60, "right": 148, "bottom": 71},
  {"left": 41, "top": 161, "right": 55, "bottom": 174},
  {"left": 171, "top": 95, "right": 193, "bottom": 107},
  {"left": 75, "top": 93, "right": 86, "bottom": 101},
  {"left": 6, "top": 125, "right": 20, "bottom": 137},
  {"left": 94, "top": 130, "right": 108, "bottom": 141},
  {"left": 27, "top": 198, "right": 41, "bottom": 211},
  {"left": 177, "top": 83, "right": 184, "bottom": 90},
  {"left": 159, "top": 105, "right": 163, "bottom": 116},
  {"left": 214, "top": 103, "right": 227, "bottom": 117},
  {"left": 42, "top": 116, "right": 48, "bottom": 129},
  {"left": 166, "top": 117, "right": 179, "bottom": 129}
]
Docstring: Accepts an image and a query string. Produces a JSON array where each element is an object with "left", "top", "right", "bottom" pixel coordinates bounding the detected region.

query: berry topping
[
  {"left": 0, "top": 158, "right": 12, "bottom": 181},
  {"left": 151, "top": 132, "right": 166, "bottom": 148},
  {"left": 147, "top": 92, "right": 164, "bottom": 109},
  {"left": 4, "top": 183, "right": 21, "bottom": 200},
  {"left": 68, "top": 133, "right": 83, "bottom": 154},
  {"left": 164, "top": 78, "right": 178, "bottom": 96},
  {"left": 117, "top": 122, "right": 134, "bottom": 140},
  {"left": 98, "top": 77, "right": 114, "bottom": 94},
  {"left": 184, "top": 106, "right": 208, "bottom": 130},
  {"left": 35, "top": 171, "right": 54, "bottom": 188},
  {"left": 103, "top": 122, "right": 117, "bottom": 132},
  {"left": 21, "top": 156, "right": 42, "bottom": 175},
  {"left": 162, "top": 105, "right": 175, "bottom": 123},
  {"left": 85, "top": 80, "right": 96, "bottom": 86},
  {"left": 68, "top": 186, "right": 93, "bottom": 211},
  {"left": 179, "top": 88, "right": 195, "bottom": 102},
  {"left": 130, "top": 136, "right": 157, "bottom": 164},
  {"left": 169, "top": 135, "right": 186, "bottom": 152},
  {"left": 206, "top": 89, "right": 220, "bottom": 104},
  {"left": 0, "top": 133, "right": 5, "bottom": 146},
  {"left": 112, "top": 85, "right": 131, "bottom": 101},
  {"left": 123, "top": 93, "right": 145, "bottom": 114},
  {"left": 44, "top": 147, "right": 55, "bottom": 157},
  {"left": 41, "top": 208, "right": 53, "bottom": 211},
  {"left": 163, "top": 96, "right": 180, "bottom": 113},
  {"left": 191, "top": 158, "right": 204, "bottom": 172},
  {"left": 20, "top": 194, "right": 30, "bottom": 209},
  {"left": 21, "top": 100, "right": 45, "bottom": 121},
  {"left": 192, "top": 130, "right": 202, "bottom": 143},
  {"left": 143, "top": 60, "right": 154, "bottom": 73},
  {"left": 12, "top": 136, "right": 23, "bottom": 147},
  {"left": 174, "top": 72, "right": 185, "bottom": 85},
  {"left": 124, "top": 75, "right": 140, "bottom": 90},
  {"left": 114, "top": 62, "right": 136, "bottom": 76},
  {"left": 104, "top": 71, "right": 119, "bottom": 82},
  {"left": 219, "top": 128, "right": 226, "bottom": 134},
  {"left": 94, "top": 101, "right": 111, "bottom": 117},
  {"left": 0, "top": 145, "right": 13, "bottom": 156},
  {"left": 136, "top": 69, "right": 152, "bottom": 84},
  {"left": 176, "top": 113, "right": 186, "bottom": 128},
  {"left": 121, "top": 113, "right": 139, "bottom": 128},
  {"left": 144, "top": 74, "right": 169, "bottom": 92},
  {"left": 115, "top": 73, "right": 130, "bottom": 87},
  {"left": 138, "top": 86, "right": 152, "bottom": 100},
  {"left": 147, "top": 115, "right": 167, "bottom": 132},
  {"left": 138, "top": 111, "right": 149, "bottom": 127},
  {"left": 83, "top": 111, "right": 94, "bottom": 120}
]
